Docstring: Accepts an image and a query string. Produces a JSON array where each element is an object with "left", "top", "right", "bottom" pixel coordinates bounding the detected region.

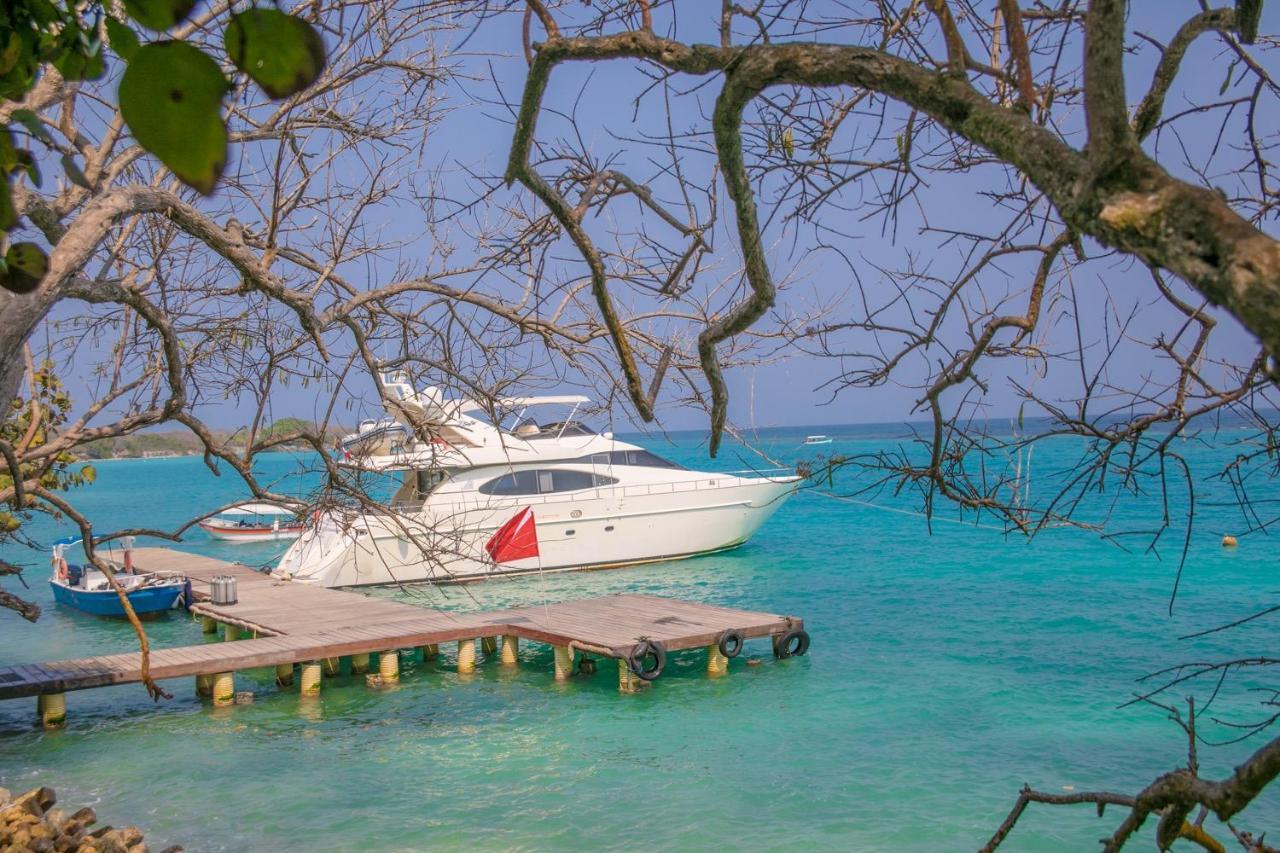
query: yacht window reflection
[{"left": 479, "top": 469, "right": 618, "bottom": 496}]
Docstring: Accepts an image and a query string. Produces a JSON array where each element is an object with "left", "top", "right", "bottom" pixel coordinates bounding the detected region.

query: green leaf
[
  {"left": 123, "top": 0, "right": 198, "bottom": 32},
  {"left": 225, "top": 9, "right": 326, "bottom": 99},
  {"left": 9, "top": 109, "right": 50, "bottom": 144},
  {"left": 0, "top": 32, "right": 23, "bottom": 77},
  {"left": 0, "top": 174, "right": 16, "bottom": 231},
  {"left": 1236, "top": 0, "right": 1261, "bottom": 44},
  {"left": 119, "top": 41, "right": 228, "bottom": 195},
  {"left": 80, "top": 465, "right": 96, "bottom": 484},
  {"left": 104, "top": 17, "right": 141, "bottom": 63},
  {"left": 0, "top": 129, "right": 16, "bottom": 173},
  {"left": 1, "top": 242, "right": 49, "bottom": 295},
  {"left": 15, "top": 149, "right": 40, "bottom": 187},
  {"left": 52, "top": 29, "right": 105, "bottom": 82},
  {"left": 1219, "top": 61, "right": 1236, "bottom": 96},
  {"left": 60, "top": 153, "right": 92, "bottom": 189}
]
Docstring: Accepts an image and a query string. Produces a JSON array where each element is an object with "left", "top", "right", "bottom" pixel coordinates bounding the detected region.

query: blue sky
[{"left": 48, "top": 2, "right": 1280, "bottom": 437}]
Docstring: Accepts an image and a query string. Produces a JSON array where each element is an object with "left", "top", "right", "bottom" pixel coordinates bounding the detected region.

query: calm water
[{"left": 0, "top": 426, "right": 1276, "bottom": 850}]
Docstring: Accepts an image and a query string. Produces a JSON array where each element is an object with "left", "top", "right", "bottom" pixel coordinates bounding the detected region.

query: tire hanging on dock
[
  {"left": 717, "top": 629, "right": 744, "bottom": 659},
  {"left": 627, "top": 639, "right": 666, "bottom": 680},
  {"left": 772, "top": 629, "right": 810, "bottom": 659}
]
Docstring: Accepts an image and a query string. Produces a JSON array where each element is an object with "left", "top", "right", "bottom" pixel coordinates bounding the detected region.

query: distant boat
[
  {"left": 198, "top": 502, "right": 307, "bottom": 543},
  {"left": 802, "top": 435, "right": 833, "bottom": 446},
  {"left": 48, "top": 539, "right": 188, "bottom": 618}
]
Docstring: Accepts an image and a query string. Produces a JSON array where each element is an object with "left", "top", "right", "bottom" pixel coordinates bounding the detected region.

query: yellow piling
[
  {"left": 300, "top": 661, "right": 322, "bottom": 697},
  {"left": 500, "top": 635, "right": 519, "bottom": 666},
  {"left": 351, "top": 653, "right": 370, "bottom": 674},
  {"left": 422, "top": 644, "right": 439, "bottom": 661},
  {"left": 195, "top": 673, "right": 213, "bottom": 697},
  {"left": 553, "top": 645, "right": 574, "bottom": 681},
  {"left": 200, "top": 615, "right": 217, "bottom": 634},
  {"left": 618, "top": 659, "right": 641, "bottom": 694},
  {"left": 379, "top": 650, "right": 400, "bottom": 683},
  {"left": 456, "top": 639, "right": 476, "bottom": 674},
  {"left": 481, "top": 636, "right": 498, "bottom": 656},
  {"left": 212, "top": 672, "right": 235, "bottom": 707},
  {"left": 37, "top": 693, "right": 66, "bottom": 729},
  {"left": 322, "top": 657, "right": 341, "bottom": 678},
  {"left": 223, "top": 623, "right": 240, "bottom": 642},
  {"left": 707, "top": 644, "right": 729, "bottom": 676},
  {"left": 275, "top": 663, "right": 294, "bottom": 687}
]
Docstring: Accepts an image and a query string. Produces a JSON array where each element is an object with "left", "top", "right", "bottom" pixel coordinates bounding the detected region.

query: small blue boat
[{"left": 48, "top": 538, "right": 188, "bottom": 618}]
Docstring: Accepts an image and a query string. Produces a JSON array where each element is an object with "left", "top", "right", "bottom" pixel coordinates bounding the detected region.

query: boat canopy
[{"left": 222, "top": 502, "right": 299, "bottom": 516}]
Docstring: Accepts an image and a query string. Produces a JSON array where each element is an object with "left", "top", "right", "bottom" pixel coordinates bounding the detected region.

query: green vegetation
[
  {"left": 77, "top": 418, "right": 327, "bottom": 459},
  {"left": 1, "top": 0, "right": 327, "bottom": 288}
]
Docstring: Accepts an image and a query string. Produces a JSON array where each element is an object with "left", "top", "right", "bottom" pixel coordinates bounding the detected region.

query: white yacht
[{"left": 273, "top": 375, "right": 800, "bottom": 586}]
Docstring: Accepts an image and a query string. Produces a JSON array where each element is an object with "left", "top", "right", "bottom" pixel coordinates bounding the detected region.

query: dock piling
[
  {"left": 274, "top": 664, "right": 294, "bottom": 687},
  {"left": 553, "top": 645, "right": 574, "bottom": 681},
  {"left": 223, "top": 624, "right": 240, "bottom": 642},
  {"left": 500, "top": 636, "right": 519, "bottom": 666},
  {"left": 456, "top": 639, "right": 476, "bottom": 673},
  {"left": 37, "top": 693, "right": 66, "bottom": 728},
  {"left": 707, "top": 645, "right": 729, "bottom": 676},
  {"left": 422, "top": 643, "right": 439, "bottom": 661},
  {"left": 200, "top": 615, "right": 217, "bottom": 634},
  {"left": 617, "top": 660, "right": 641, "bottom": 694},
  {"left": 351, "top": 653, "right": 370, "bottom": 674},
  {"left": 299, "top": 662, "right": 322, "bottom": 697},
  {"left": 322, "top": 657, "right": 341, "bottom": 678},
  {"left": 481, "top": 636, "right": 497, "bottom": 656},
  {"left": 212, "top": 672, "right": 235, "bottom": 707},
  {"left": 378, "top": 651, "right": 399, "bottom": 683},
  {"left": 195, "top": 673, "right": 213, "bottom": 697}
]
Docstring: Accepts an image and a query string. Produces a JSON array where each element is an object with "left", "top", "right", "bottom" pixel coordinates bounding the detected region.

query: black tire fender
[
  {"left": 772, "top": 628, "right": 810, "bottom": 659},
  {"left": 627, "top": 639, "right": 667, "bottom": 681},
  {"left": 717, "top": 629, "right": 744, "bottom": 659}
]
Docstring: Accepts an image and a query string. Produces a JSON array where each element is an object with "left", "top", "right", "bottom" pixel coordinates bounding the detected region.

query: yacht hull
[{"left": 275, "top": 476, "right": 799, "bottom": 587}]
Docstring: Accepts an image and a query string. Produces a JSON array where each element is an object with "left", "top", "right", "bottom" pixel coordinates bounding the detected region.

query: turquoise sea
[{"left": 0, "top": 425, "right": 1276, "bottom": 850}]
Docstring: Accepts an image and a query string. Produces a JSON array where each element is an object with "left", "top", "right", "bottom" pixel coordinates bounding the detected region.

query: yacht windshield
[{"left": 510, "top": 419, "right": 596, "bottom": 440}]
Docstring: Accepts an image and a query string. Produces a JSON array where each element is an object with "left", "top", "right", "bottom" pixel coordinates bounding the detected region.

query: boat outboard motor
[{"left": 66, "top": 564, "right": 83, "bottom": 586}]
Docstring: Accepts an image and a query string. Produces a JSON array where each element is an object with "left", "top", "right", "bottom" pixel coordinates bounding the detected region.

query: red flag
[{"left": 484, "top": 507, "right": 539, "bottom": 563}]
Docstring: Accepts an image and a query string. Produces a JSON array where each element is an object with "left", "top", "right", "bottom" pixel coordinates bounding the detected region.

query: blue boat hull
[{"left": 49, "top": 580, "right": 185, "bottom": 617}]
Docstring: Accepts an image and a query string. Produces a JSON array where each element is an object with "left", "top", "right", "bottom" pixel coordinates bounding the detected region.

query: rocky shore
[{"left": 0, "top": 786, "right": 179, "bottom": 852}]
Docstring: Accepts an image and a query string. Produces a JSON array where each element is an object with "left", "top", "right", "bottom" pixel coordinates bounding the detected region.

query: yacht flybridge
[{"left": 273, "top": 375, "right": 801, "bottom": 586}]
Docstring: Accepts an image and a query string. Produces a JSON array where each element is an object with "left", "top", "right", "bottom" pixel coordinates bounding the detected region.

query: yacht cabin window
[
  {"left": 479, "top": 469, "right": 617, "bottom": 496},
  {"left": 582, "top": 449, "right": 684, "bottom": 470}
]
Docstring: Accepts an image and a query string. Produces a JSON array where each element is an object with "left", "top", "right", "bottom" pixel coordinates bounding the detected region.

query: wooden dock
[{"left": 0, "top": 548, "right": 808, "bottom": 720}]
